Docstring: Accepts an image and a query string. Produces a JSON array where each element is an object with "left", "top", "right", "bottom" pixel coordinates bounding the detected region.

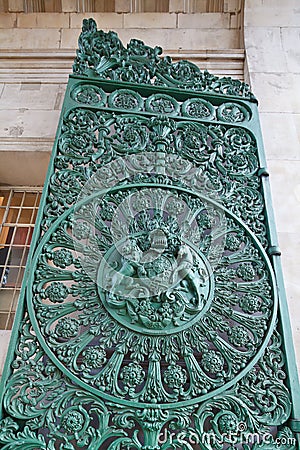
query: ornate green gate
[{"left": 0, "top": 19, "right": 299, "bottom": 449}]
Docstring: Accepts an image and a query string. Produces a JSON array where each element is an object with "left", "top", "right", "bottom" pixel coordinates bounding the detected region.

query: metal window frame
[{"left": 0, "top": 186, "right": 41, "bottom": 330}]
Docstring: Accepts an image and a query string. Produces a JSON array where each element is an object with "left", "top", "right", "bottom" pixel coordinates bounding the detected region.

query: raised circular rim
[{"left": 27, "top": 183, "right": 278, "bottom": 410}]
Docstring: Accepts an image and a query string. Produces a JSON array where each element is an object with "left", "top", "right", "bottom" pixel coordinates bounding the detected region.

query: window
[
  {"left": 0, "top": 188, "right": 41, "bottom": 330},
  {"left": 136, "top": 0, "right": 169, "bottom": 12}
]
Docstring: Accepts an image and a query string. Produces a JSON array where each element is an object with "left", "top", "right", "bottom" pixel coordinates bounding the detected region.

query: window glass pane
[
  {"left": 0, "top": 190, "right": 10, "bottom": 207},
  {"left": 0, "top": 313, "right": 9, "bottom": 329},
  {"left": 10, "top": 192, "right": 24, "bottom": 207},
  {"left": 24, "top": 192, "right": 39, "bottom": 207},
  {"left": 18, "top": 209, "right": 35, "bottom": 224},
  {"left": 0, "top": 189, "right": 41, "bottom": 330},
  {"left": 5, "top": 267, "right": 24, "bottom": 288}
]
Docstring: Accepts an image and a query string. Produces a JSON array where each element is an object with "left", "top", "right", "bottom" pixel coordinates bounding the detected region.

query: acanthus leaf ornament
[{"left": 73, "top": 18, "right": 256, "bottom": 101}]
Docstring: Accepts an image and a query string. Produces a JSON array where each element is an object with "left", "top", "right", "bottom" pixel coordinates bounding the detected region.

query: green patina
[{"left": 0, "top": 18, "right": 299, "bottom": 450}]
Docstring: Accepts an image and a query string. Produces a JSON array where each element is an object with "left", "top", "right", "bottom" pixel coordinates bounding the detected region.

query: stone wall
[
  {"left": 0, "top": 8, "right": 243, "bottom": 186},
  {"left": 244, "top": 0, "right": 300, "bottom": 374},
  {"left": 0, "top": 10, "right": 241, "bottom": 49}
]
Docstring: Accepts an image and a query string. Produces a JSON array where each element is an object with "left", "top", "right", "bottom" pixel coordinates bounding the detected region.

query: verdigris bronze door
[{"left": 0, "top": 19, "right": 299, "bottom": 450}]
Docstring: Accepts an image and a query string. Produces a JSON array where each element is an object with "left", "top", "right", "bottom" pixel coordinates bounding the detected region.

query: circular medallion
[
  {"left": 28, "top": 170, "right": 277, "bottom": 408},
  {"left": 181, "top": 98, "right": 215, "bottom": 120},
  {"left": 70, "top": 83, "right": 106, "bottom": 106},
  {"left": 145, "top": 93, "right": 180, "bottom": 115},
  {"left": 217, "top": 102, "right": 250, "bottom": 123},
  {"left": 108, "top": 89, "right": 144, "bottom": 111},
  {"left": 98, "top": 240, "right": 214, "bottom": 335}
]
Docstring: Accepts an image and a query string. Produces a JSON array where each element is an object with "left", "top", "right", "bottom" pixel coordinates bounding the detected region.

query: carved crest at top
[{"left": 73, "top": 18, "right": 255, "bottom": 101}]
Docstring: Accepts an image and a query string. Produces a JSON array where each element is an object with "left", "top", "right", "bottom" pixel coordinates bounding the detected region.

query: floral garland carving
[{"left": 73, "top": 18, "right": 256, "bottom": 101}]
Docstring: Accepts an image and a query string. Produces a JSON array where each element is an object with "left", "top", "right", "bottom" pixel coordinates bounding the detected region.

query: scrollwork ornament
[
  {"left": 73, "top": 19, "right": 256, "bottom": 100},
  {"left": 44, "top": 108, "right": 265, "bottom": 246},
  {"left": 0, "top": 317, "right": 132, "bottom": 449},
  {"left": 190, "top": 329, "right": 296, "bottom": 450},
  {"left": 25, "top": 162, "right": 278, "bottom": 412},
  {"left": 0, "top": 18, "right": 297, "bottom": 450},
  {"left": 112, "top": 115, "right": 148, "bottom": 153}
]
